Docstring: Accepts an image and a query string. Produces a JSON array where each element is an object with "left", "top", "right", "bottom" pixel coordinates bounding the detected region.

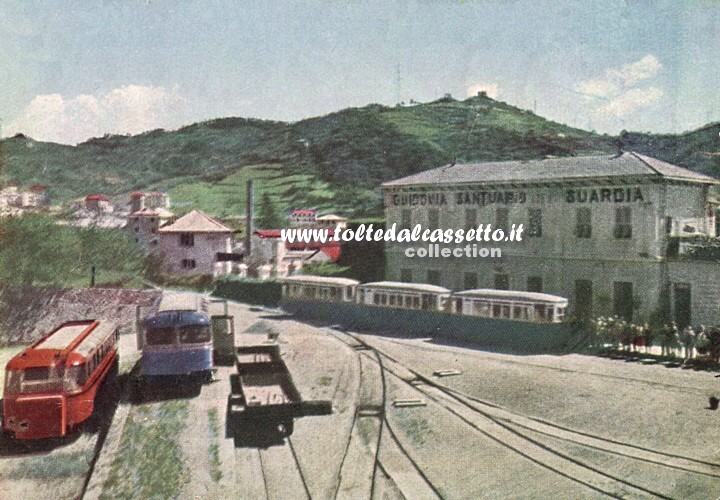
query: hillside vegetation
[{"left": 2, "top": 94, "right": 718, "bottom": 217}]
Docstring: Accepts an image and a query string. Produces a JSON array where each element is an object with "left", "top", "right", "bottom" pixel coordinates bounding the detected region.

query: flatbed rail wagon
[{"left": 227, "top": 344, "right": 331, "bottom": 439}]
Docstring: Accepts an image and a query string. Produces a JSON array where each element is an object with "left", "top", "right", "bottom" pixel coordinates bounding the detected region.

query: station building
[{"left": 382, "top": 152, "right": 720, "bottom": 326}]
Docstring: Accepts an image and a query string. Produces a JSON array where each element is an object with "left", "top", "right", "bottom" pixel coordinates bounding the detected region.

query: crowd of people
[{"left": 592, "top": 316, "right": 720, "bottom": 362}]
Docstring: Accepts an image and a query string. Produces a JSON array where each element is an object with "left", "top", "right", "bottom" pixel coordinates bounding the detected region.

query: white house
[{"left": 157, "top": 209, "right": 233, "bottom": 275}]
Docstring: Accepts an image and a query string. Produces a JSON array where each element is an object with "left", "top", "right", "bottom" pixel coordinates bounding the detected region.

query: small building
[
  {"left": 126, "top": 206, "right": 176, "bottom": 251},
  {"left": 289, "top": 209, "right": 317, "bottom": 227},
  {"left": 85, "top": 194, "right": 113, "bottom": 213},
  {"left": 157, "top": 209, "right": 233, "bottom": 275},
  {"left": 27, "top": 185, "right": 49, "bottom": 207},
  {"left": 316, "top": 214, "right": 348, "bottom": 230},
  {"left": 249, "top": 229, "right": 341, "bottom": 278}
]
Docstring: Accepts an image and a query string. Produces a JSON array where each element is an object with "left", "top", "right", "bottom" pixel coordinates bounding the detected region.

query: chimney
[{"left": 245, "top": 180, "right": 254, "bottom": 257}]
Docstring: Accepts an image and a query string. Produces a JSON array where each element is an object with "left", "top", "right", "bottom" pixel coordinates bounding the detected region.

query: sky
[{"left": 1, "top": 0, "right": 719, "bottom": 145}]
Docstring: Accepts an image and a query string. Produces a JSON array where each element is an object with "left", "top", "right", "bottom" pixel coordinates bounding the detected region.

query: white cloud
[
  {"left": 466, "top": 83, "right": 499, "bottom": 99},
  {"left": 613, "top": 55, "right": 662, "bottom": 86},
  {"left": 3, "top": 85, "right": 187, "bottom": 144},
  {"left": 597, "top": 87, "right": 664, "bottom": 117},
  {"left": 575, "top": 55, "right": 663, "bottom": 123}
]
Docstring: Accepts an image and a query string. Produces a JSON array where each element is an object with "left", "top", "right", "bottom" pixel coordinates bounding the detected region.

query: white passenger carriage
[
  {"left": 281, "top": 275, "right": 360, "bottom": 303},
  {"left": 452, "top": 289, "right": 567, "bottom": 323},
  {"left": 356, "top": 281, "right": 452, "bottom": 311}
]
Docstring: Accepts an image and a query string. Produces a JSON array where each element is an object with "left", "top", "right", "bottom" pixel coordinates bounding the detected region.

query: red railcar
[{"left": 2, "top": 320, "right": 119, "bottom": 440}]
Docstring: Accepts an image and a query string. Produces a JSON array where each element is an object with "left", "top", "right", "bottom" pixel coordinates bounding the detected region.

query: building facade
[{"left": 382, "top": 152, "right": 720, "bottom": 326}]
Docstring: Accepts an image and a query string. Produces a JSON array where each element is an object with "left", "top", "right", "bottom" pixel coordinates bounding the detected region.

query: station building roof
[{"left": 382, "top": 152, "right": 719, "bottom": 188}]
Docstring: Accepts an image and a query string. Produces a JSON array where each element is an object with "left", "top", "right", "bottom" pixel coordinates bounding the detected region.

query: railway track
[
  {"left": 377, "top": 336, "right": 714, "bottom": 395},
  {"left": 325, "top": 328, "right": 720, "bottom": 499},
  {"left": 325, "top": 328, "right": 441, "bottom": 499}
]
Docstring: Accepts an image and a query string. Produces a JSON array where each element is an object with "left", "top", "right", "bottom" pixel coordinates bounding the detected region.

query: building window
[
  {"left": 465, "top": 209, "right": 477, "bottom": 230},
  {"left": 464, "top": 272, "right": 478, "bottom": 290},
  {"left": 527, "top": 208, "right": 542, "bottom": 237},
  {"left": 494, "top": 273, "right": 509, "bottom": 290},
  {"left": 400, "top": 269, "right": 412, "bottom": 283},
  {"left": 527, "top": 276, "right": 543, "bottom": 293},
  {"left": 181, "top": 259, "right": 197, "bottom": 269},
  {"left": 614, "top": 207, "right": 632, "bottom": 239},
  {"left": 428, "top": 209, "right": 439, "bottom": 230},
  {"left": 401, "top": 209, "right": 412, "bottom": 229},
  {"left": 576, "top": 208, "right": 592, "bottom": 238},
  {"left": 496, "top": 208, "right": 509, "bottom": 234},
  {"left": 180, "top": 233, "right": 195, "bottom": 246},
  {"left": 613, "top": 281, "right": 633, "bottom": 321},
  {"left": 427, "top": 270, "right": 441, "bottom": 286}
]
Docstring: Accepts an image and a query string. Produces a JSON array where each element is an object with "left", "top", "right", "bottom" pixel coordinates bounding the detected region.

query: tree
[
  {"left": 256, "top": 193, "right": 283, "bottom": 229},
  {"left": 0, "top": 214, "right": 77, "bottom": 286}
]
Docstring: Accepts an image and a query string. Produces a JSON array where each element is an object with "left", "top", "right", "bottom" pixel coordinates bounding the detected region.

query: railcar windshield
[
  {"left": 146, "top": 327, "right": 176, "bottom": 346},
  {"left": 4, "top": 366, "right": 64, "bottom": 395},
  {"left": 178, "top": 325, "right": 211, "bottom": 344}
]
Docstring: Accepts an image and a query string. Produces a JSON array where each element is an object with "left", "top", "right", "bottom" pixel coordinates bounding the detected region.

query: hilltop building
[
  {"left": 382, "top": 152, "right": 720, "bottom": 326},
  {"left": 289, "top": 209, "right": 317, "bottom": 227},
  {"left": 157, "top": 209, "right": 234, "bottom": 275},
  {"left": 85, "top": 194, "right": 113, "bottom": 213},
  {"left": 0, "top": 184, "right": 50, "bottom": 214}
]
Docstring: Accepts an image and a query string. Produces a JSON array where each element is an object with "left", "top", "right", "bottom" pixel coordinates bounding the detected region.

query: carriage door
[
  {"left": 673, "top": 283, "right": 691, "bottom": 329},
  {"left": 421, "top": 294, "right": 431, "bottom": 310},
  {"left": 211, "top": 315, "right": 236, "bottom": 364}
]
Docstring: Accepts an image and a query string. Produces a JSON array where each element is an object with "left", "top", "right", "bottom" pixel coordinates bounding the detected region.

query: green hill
[{"left": 1, "top": 93, "right": 718, "bottom": 218}]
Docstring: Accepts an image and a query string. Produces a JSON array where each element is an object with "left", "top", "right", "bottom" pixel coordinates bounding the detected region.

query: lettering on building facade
[{"left": 566, "top": 187, "right": 644, "bottom": 203}]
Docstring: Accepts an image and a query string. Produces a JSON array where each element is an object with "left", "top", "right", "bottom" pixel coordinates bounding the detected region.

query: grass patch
[
  {"left": 207, "top": 408, "right": 222, "bottom": 482},
  {"left": 100, "top": 400, "right": 189, "bottom": 499},
  {"left": 1, "top": 449, "right": 94, "bottom": 480},
  {"left": 402, "top": 415, "right": 432, "bottom": 445},
  {"left": 318, "top": 375, "right": 333, "bottom": 387}
]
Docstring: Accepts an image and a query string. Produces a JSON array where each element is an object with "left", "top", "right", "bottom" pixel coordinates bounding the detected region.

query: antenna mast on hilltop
[{"left": 396, "top": 63, "right": 401, "bottom": 105}]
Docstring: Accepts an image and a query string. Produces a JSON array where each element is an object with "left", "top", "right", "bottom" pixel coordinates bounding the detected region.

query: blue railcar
[{"left": 139, "top": 292, "right": 213, "bottom": 380}]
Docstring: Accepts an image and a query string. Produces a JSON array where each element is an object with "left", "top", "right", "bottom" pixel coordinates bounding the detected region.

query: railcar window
[
  {"left": 389, "top": 295, "right": 396, "bottom": 306},
  {"left": 413, "top": 296, "right": 420, "bottom": 308},
  {"left": 4, "top": 370, "right": 22, "bottom": 394},
  {"left": 64, "top": 365, "right": 87, "bottom": 391},
  {"left": 501, "top": 305, "right": 511, "bottom": 318},
  {"left": 373, "top": 293, "right": 380, "bottom": 305},
  {"left": 23, "top": 367, "right": 50, "bottom": 381},
  {"left": 179, "top": 325, "right": 211, "bottom": 344},
  {"left": 146, "top": 327, "right": 176, "bottom": 345},
  {"left": 493, "top": 304, "right": 502, "bottom": 317}
]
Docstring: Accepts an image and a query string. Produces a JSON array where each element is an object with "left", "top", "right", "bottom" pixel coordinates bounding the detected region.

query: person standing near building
[{"left": 680, "top": 325, "right": 696, "bottom": 362}]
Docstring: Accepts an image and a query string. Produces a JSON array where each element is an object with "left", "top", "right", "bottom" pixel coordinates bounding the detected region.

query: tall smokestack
[{"left": 245, "top": 180, "right": 253, "bottom": 257}]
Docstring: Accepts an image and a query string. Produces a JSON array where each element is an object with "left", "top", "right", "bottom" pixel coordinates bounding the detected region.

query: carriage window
[
  {"left": 493, "top": 304, "right": 502, "bottom": 318},
  {"left": 373, "top": 293, "right": 380, "bottom": 305},
  {"left": 381, "top": 294, "right": 388, "bottom": 305},
  {"left": 179, "top": 325, "right": 211, "bottom": 344},
  {"left": 146, "top": 327, "right": 176, "bottom": 345},
  {"left": 413, "top": 296, "right": 420, "bottom": 308},
  {"left": 404, "top": 296, "right": 413, "bottom": 308},
  {"left": 501, "top": 305, "right": 511, "bottom": 318},
  {"left": 535, "top": 304, "right": 547, "bottom": 322},
  {"left": 513, "top": 306, "right": 523, "bottom": 319},
  {"left": 303, "top": 286, "right": 315, "bottom": 299},
  {"left": 389, "top": 295, "right": 397, "bottom": 306}
]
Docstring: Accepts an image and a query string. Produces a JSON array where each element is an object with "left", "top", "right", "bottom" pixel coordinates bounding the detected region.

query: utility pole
[{"left": 396, "top": 63, "right": 401, "bottom": 105}]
